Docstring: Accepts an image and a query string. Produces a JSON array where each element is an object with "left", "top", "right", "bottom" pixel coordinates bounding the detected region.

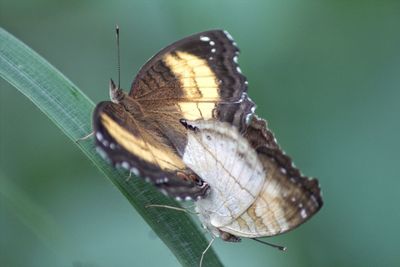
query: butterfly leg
[
  {"left": 75, "top": 131, "right": 94, "bottom": 143},
  {"left": 125, "top": 171, "right": 132, "bottom": 182},
  {"left": 199, "top": 236, "right": 215, "bottom": 267},
  {"left": 145, "top": 204, "right": 198, "bottom": 215}
]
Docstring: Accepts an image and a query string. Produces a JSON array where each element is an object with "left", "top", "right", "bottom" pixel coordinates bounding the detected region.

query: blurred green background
[{"left": 1, "top": 1, "right": 400, "bottom": 266}]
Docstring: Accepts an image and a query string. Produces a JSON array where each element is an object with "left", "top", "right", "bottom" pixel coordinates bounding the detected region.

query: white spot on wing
[
  {"left": 130, "top": 167, "right": 139, "bottom": 176},
  {"left": 200, "top": 36, "right": 210, "bottom": 41},
  {"left": 96, "top": 132, "right": 103, "bottom": 141},
  {"left": 211, "top": 48, "right": 216, "bottom": 53},
  {"left": 209, "top": 41, "right": 215, "bottom": 46},
  {"left": 245, "top": 104, "right": 256, "bottom": 124},
  {"left": 102, "top": 139, "right": 109, "bottom": 147},
  {"left": 223, "top": 30, "right": 234, "bottom": 41},
  {"left": 121, "top": 162, "right": 130, "bottom": 169},
  {"left": 300, "top": 209, "right": 308, "bottom": 218}
]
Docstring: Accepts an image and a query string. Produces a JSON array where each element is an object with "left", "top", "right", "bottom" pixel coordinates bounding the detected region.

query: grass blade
[{"left": 0, "top": 27, "right": 222, "bottom": 267}]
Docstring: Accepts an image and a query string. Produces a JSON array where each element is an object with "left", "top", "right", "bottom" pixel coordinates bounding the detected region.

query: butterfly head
[{"left": 109, "top": 79, "right": 124, "bottom": 104}]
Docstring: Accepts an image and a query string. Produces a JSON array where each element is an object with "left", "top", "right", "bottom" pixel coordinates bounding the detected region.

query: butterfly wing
[
  {"left": 93, "top": 101, "right": 209, "bottom": 200},
  {"left": 130, "top": 30, "right": 254, "bottom": 132},
  {"left": 219, "top": 116, "right": 323, "bottom": 237},
  {"left": 182, "top": 120, "right": 265, "bottom": 227}
]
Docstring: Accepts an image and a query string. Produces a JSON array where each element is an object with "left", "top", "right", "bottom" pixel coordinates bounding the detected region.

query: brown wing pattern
[
  {"left": 130, "top": 30, "right": 254, "bottom": 132},
  {"left": 220, "top": 116, "right": 323, "bottom": 237},
  {"left": 93, "top": 101, "right": 209, "bottom": 199}
]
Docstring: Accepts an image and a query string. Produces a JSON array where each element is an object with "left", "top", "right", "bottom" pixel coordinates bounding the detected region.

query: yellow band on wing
[
  {"left": 164, "top": 51, "right": 220, "bottom": 99},
  {"left": 164, "top": 51, "right": 219, "bottom": 120},
  {"left": 177, "top": 102, "right": 215, "bottom": 120},
  {"left": 100, "top": 113, "right": 185, "bottom": 171}
]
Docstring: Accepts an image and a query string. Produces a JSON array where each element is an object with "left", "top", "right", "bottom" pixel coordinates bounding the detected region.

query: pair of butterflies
[{"left": 92, "top": 30, "right": 322, "bottom": 244}]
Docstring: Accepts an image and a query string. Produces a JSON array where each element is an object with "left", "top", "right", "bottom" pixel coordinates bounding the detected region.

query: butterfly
[
  {"left": 92, "top": 30, "right": 254, "bottom": 199},
  {"left": 180, "top": 117, "right": 323, "bottom": 243}
]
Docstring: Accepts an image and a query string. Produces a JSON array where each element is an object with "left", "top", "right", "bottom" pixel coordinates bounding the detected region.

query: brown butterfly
[{"left": 92, "top": 30, "right": 254, "bottom": 199}]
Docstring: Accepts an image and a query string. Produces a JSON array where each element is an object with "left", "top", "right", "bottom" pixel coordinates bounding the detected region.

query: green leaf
[{"left": 0, "top": 27, "right": 222, "bottom": 267}]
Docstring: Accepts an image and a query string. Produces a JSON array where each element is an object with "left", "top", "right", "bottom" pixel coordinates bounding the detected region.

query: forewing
[
  {"left": 130, "top": 30, "right": 254, "bottom": 132},
  {"left": 220, "top": 116, "right": 323, "bottom": 237},
  {"left": 92, "top": 101, "right": 208, "bottom": 199}
]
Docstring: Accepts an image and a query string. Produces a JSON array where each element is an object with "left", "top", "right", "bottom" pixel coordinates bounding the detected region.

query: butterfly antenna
[
  {"left": 252, "top": 238, "right": 287, "bottom": 251},
  {"left": 115, "top": 25, "right": 121, "bottom": 89}
]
